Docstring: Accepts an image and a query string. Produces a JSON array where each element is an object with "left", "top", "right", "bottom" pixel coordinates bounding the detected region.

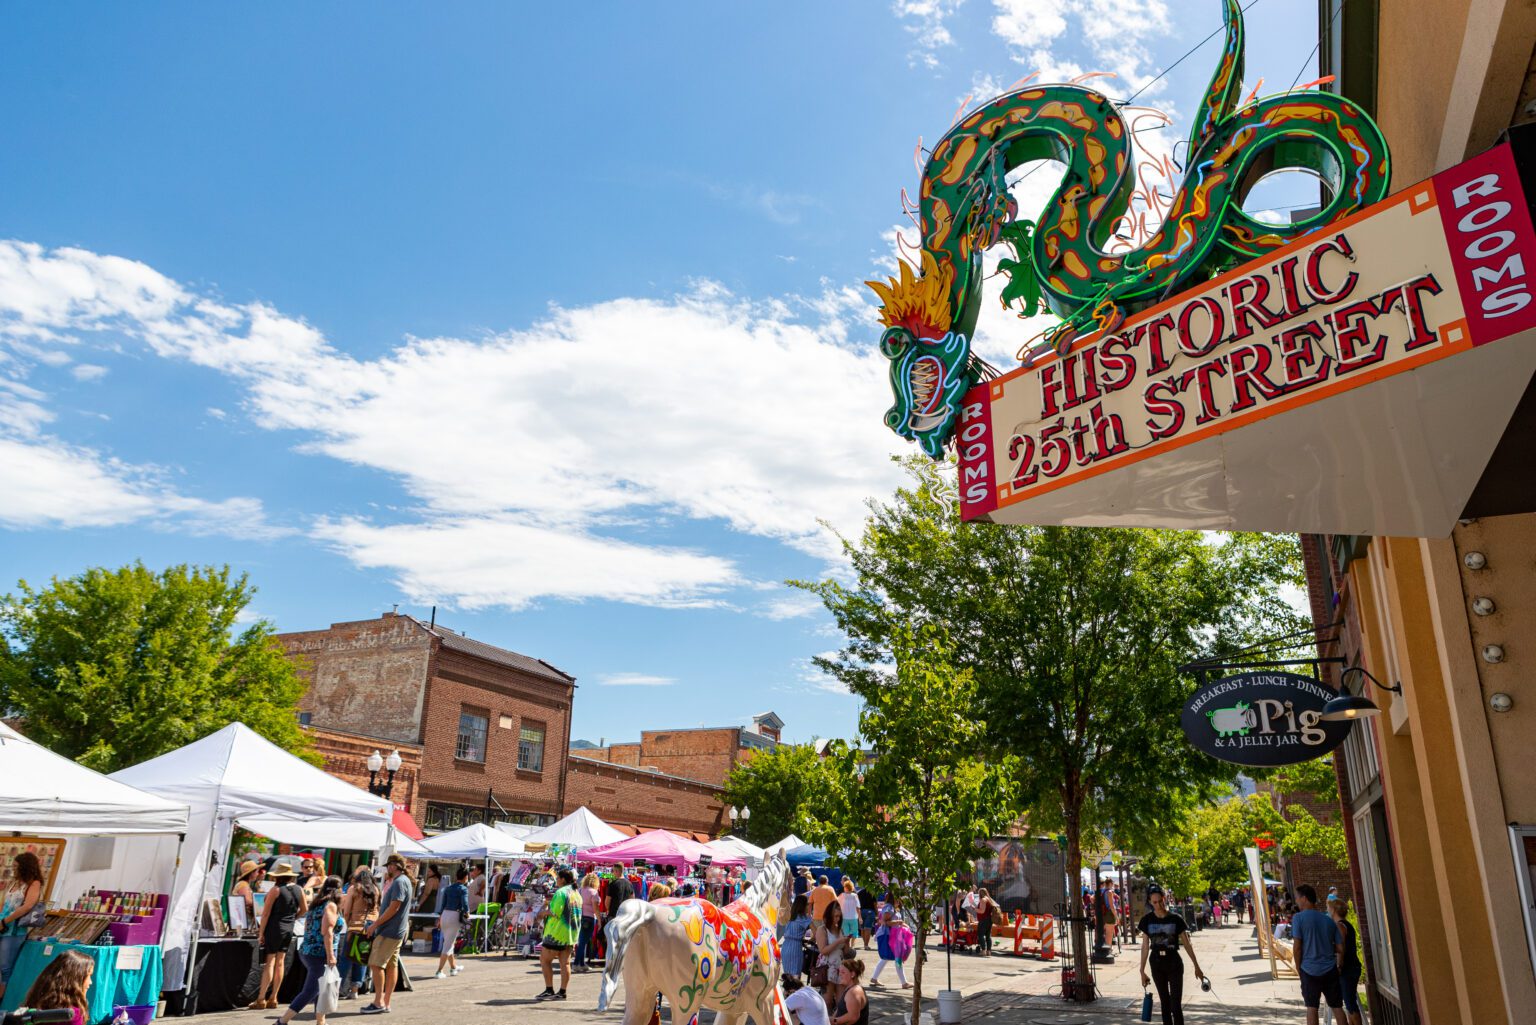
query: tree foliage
[
  {"left": 722, "top": 742, "right": 823, "bottom": 846},
  {"left": 1142, "top": 794, "right": 1288, "bottom": 895},
  {"left": 793, "top": 456, "right": 1307, "bottom": 976},
  {"left": 798, "top": 627, "right": 1020, "bottom": 1025},
  {"left": 0, "top": 563, "right": 315, "bottom": 771}
]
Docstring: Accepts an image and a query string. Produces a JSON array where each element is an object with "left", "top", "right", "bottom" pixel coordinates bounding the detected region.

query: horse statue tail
[{"left": 597, "top": 897, "right": 653, "bottom": 1012}]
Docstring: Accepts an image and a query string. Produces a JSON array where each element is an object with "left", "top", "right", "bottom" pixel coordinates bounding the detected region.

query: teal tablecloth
[{"left": 0, "top": 940, "right": 162, "bottom": 1023}]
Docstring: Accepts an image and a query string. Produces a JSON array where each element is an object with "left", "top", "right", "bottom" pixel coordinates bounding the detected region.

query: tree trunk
[
  {"left": 910, "top": 925, "right": 926, "bottom": 1025},
  {"left": 1066, "top": 819, "right": 1090, "bottom": 996}
]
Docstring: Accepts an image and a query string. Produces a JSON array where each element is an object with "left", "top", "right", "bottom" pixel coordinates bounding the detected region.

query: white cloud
[
  {"left": 596, "top": 672, "right": 678, "bottom": 687},
  {"left": 796, "top": 651, "right": 851, "bottom": 695},
  {"left": 894, "top": 0, "right": 966, "bottom": 68},
  {"left": 760, "top": 590, "right": 825, "bottom": 621},
  {"left": 71, "top": 363, "right": 108, "bottom": 381},
  {"left": 0, "top": 241, "right": 918, "bottom": 610},
  {"left": 990, "top": 0, "right": 1069, "bottom": 52},
  {"left": 0, "top": 433, "right": 280, "bottom": 536},
  {"left": 312, "top": 515, "right": 740, "bottom": 611},
  {"left": 989, "top": 0, "right": 1173, "bottom": 97}
]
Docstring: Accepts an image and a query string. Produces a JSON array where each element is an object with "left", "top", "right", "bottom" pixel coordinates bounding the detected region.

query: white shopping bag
[{"left": 315, "top": 965, "right": 342, "bottom": 1016}]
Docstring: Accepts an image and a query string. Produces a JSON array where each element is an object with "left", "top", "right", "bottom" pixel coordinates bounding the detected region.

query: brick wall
[
  {"left": 1278, "top": 788, "right": 1356, "bottom": 906},
  {"left": 417, "top": 644, "right": 573, "bottom": 826},
  {"left": 306, "top": 724, "right": 424, "bottom": 820},
  {"left": 281, "top": 614, "right": 431, "bottom": 746},
  {"left": 627, "top": 728, "right": 744, "bottom": 786},
  {"left": 566, "top": 756, "right": 727, "bottom": 836}
]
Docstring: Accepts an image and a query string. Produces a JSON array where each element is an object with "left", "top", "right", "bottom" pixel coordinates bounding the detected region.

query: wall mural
[{"left": 870, "top": 0, "right": 1391, "bottom": 456}]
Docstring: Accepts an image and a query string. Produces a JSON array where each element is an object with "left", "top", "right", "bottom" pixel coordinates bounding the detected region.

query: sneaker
[
  {"left": 360, "top": 1004, "right": 390, "bottom": 1014},
  {"left": 535, "top": 989, "right": 556, "bottom": 1002},
  {"left": 450, "top": 967, "right": 462, "bottom": 976},
  {"left": 555, "top": 991, "right": 567, "bottom": 1000},
  {"left": 433, "top": 972, "right": 446, "bottom": 979}
]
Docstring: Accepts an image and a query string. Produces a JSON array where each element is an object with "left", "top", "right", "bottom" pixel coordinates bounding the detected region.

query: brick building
[
  {"left": 280, "top": 612, "right": 575, "bottom": 832},
  {"left": 579, "top": 712, "right": 782, "bottom": 787},
  {"left": 281, "top": 611, "right": 734, "bottom": 839},
  {"left": 302, "top": 723, "right": 424, "bottom": 819},
  {"left": 565, "top": 756, "right": 727, "bottom": 839},
  {"left": 1254, "top": 779, "right": 1354, "bottom": 905}
]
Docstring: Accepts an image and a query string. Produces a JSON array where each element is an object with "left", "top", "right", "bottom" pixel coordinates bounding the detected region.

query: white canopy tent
[
  {"left": 111, "top": 723, "right": 391, "bottom": 991},
  {"left": 0, "top": 722, "right": 190, "bottom": 836},
  {"left": 0, "top": 723, "right": 191, "bottom": 903},
  {"left": 495, "top": 822, "right": 537, "bottom": 841},
  {"left": 520, "top": 806, "right": 625, "bottom": 849},
  {"left": 764, "top": 834, "right": 805, "bottom": 857},
  {"left": 237, "top": 816, "right": 430, "bottom": 857},
  {"left": 411, "top": 822, "right": 527, "bottom": 861},
  {"left": 704, "top": 835, "right": 766, "bottom": 879}
]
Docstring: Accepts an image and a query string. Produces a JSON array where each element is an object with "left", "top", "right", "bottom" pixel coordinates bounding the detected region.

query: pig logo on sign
[{"left": 1207, "top": 701, "right": 1256, "bottom": 738}]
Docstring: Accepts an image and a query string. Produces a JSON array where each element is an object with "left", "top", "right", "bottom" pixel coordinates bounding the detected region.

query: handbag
[
  {"left": 315, "top": 965, "right": 341, "bottom": 1016},
  {"left": 349, "top": 932, "right": 373, "bottom": 964},
  {"left": 809, "top": 962, "right": 830, "bottom": 988}
]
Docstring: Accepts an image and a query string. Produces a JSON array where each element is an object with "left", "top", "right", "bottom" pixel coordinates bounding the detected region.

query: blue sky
[{"left": 0, "top": 1, "right": 1321, "bottom": 747}]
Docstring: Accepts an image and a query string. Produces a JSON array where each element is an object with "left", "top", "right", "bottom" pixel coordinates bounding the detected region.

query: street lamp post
[
  {"left": 367, "top": 749, "right": 403, "bottom": 800},
  {"left": 727, "top": 805, "right": 751, "bottom": 838}
]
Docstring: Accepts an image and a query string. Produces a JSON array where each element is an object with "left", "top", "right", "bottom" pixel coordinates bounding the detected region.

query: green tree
[
  {"left": 1270, "top": 757, "right": 1350, "bottom": 868},
  {"left": 794, "top": 457, "right": 1305, "bottom": 979},
  {"left": 1144, "top": 793, "right": 1288, "bottom": 895},
  {"left": 722, "top": 742, "right": 823, "bottom": 846},
  {"left": 0, "top": 563, "right": 315, "bottom": 771},
  {"left": 798, "top": 627, "right": 1020, "bottom": 1025}
]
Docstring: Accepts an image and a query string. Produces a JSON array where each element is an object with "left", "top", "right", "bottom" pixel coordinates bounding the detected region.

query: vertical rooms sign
[
  {"left": 1180, "top": 671, "right": 1351, "bottom": 767},
  {"left": 957, "top": 141, "right": 1536, "bottom": 534}
]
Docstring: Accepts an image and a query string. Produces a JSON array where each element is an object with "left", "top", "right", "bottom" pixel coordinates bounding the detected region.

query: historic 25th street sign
[{"left": 955, "top": 140, "right": 1536, "bottom": 537}]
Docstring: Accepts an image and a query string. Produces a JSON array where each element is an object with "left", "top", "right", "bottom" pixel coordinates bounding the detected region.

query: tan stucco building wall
[{"left": 1314, "top": 2, "right": 1536, "bottom": 1021}]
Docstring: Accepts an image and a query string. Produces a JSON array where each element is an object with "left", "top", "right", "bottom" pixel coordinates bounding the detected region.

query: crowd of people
[{"left": 5, "top": 842, "right": 1370, "bottom": 1024}]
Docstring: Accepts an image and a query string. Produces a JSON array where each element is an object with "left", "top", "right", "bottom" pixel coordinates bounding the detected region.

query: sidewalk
[{"left": 864, "top": 919, "right": 1309, "bottom": 1025}]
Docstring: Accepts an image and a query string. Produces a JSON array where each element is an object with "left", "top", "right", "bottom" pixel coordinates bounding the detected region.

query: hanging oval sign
[{"left": 1181, "top": 671, "right": 1351, "bottom": 767}]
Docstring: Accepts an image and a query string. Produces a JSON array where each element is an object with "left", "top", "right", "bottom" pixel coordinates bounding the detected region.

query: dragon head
[{"left": 867, "top": 251, "right": 973, "bottom": 458}]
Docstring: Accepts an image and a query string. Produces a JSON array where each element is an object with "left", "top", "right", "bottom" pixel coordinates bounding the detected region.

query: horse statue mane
[{"left": 599, "top": 852, "right": 791, "bottom": 1025}]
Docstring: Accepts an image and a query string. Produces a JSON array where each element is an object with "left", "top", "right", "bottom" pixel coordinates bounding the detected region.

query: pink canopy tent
[{"left": 579, "top": 829, "right": 745, "bottom": 869}]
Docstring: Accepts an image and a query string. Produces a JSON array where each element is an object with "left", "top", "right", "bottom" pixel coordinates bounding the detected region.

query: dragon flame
[{"left": 867, "top": 251, "right": 953, "bottom": 336}]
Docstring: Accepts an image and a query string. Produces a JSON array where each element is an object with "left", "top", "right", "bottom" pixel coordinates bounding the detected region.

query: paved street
[{"left": 193, "top": 919, "right": 1312, "bottom": 1024}]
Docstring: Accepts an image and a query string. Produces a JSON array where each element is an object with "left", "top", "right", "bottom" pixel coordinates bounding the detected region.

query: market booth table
[
  {"left": 0, "top": 941, "right": 163, "bottom": 1023},
  {"left": 110, "top": 723, "right": 392, "bottom": 1016},
  {"left": 0, "top": 723, "right": 190, "bottom": 1024}
]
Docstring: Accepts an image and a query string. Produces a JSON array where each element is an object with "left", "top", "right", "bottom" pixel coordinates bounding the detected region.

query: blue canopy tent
[{"left": 787, "top": 843, "right": 850, "bottom": 890}]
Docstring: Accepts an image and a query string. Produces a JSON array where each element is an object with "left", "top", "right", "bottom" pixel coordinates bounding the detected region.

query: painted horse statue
[
  {"left": 869, "top": 0, "right": 1391, "bottom": 456},
  {"left": 598, "top": 854, "right": 789, "bottom": 1025}
]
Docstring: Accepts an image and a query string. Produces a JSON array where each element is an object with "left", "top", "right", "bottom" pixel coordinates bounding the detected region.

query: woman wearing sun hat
[
  {"left": 230, "top": 860, "right": 266, "bottom": 931},
  {"left": 249, "top": 861, "right": 308, "bottom": 1010}
]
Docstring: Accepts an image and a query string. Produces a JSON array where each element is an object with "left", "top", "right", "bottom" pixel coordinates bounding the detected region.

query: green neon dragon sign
[{"left": 869, "top": 0, "right": 1391, "bottom": 457}]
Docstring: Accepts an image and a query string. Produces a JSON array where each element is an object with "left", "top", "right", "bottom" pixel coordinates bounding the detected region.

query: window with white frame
[
  {"left": 1511, "top": 825, "right": 1536, "bottom": 986},
  {"left": 518, "top": 725, "right": 545, "bottom": 772},
  {"left": 1353, "top": 807, "right": 1397, "bottom": 994},
  {"left": 456, "top": 710, "right": 488, "bottom": 762}
]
